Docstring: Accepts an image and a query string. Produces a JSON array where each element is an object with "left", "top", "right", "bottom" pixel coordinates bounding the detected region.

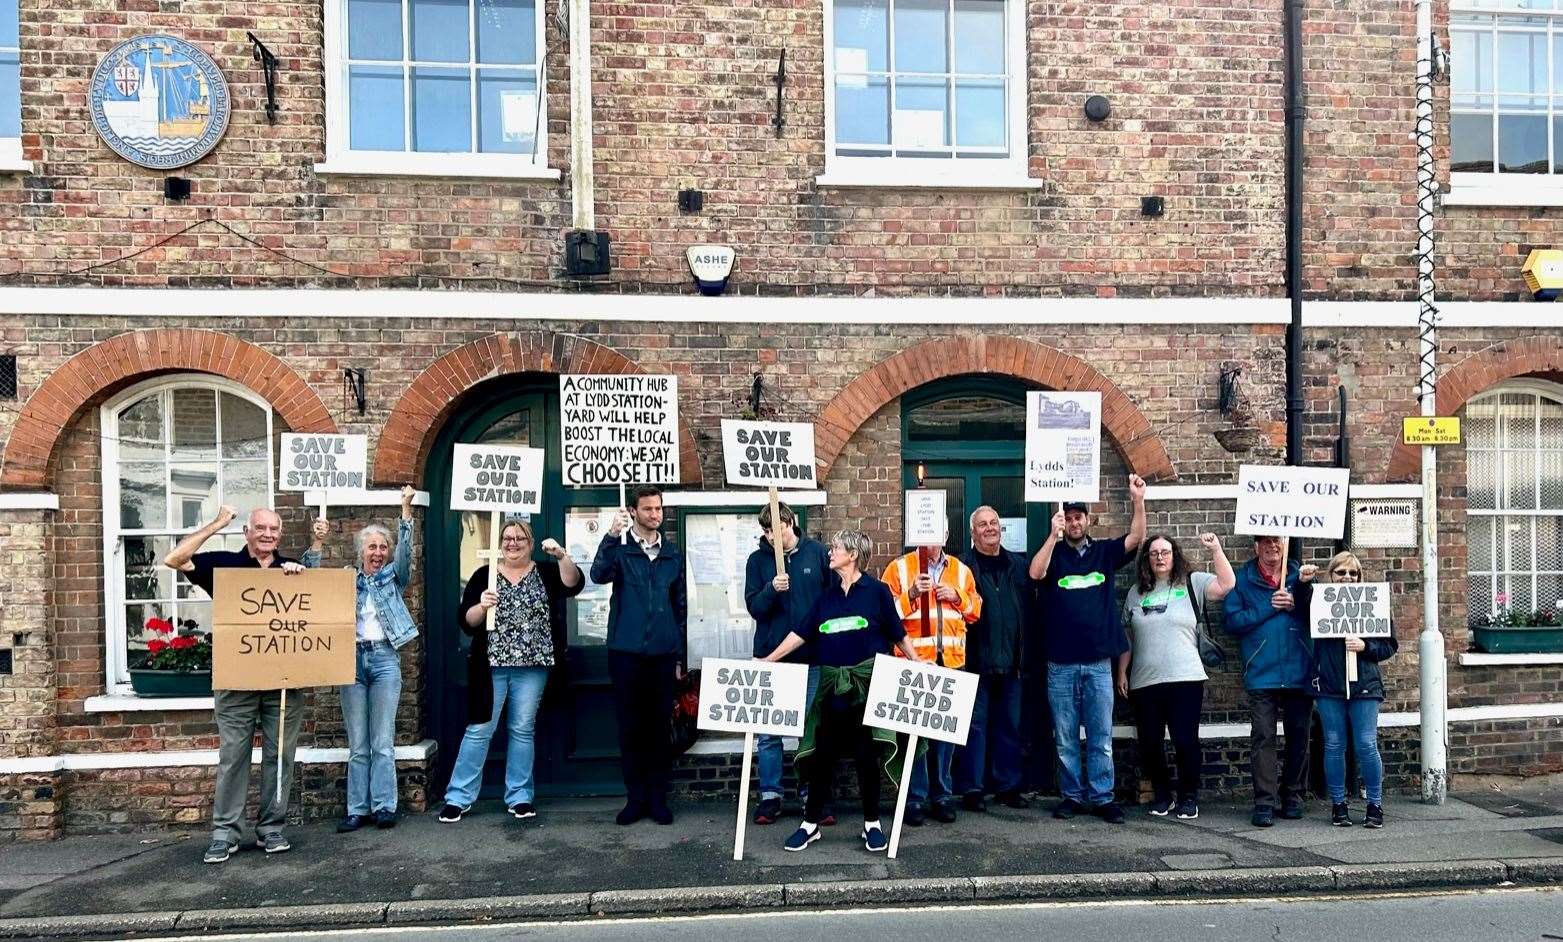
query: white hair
[{"left": 355, "top": 523, "right": 393, "bottom": 558}]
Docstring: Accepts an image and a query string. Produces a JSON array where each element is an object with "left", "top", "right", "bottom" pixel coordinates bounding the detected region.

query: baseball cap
[{"left": 1061, "top": 502, "right": 1091, "bottom": 514}]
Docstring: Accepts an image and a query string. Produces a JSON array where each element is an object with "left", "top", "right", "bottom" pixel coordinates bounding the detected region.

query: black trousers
[
  {"left": 805, "top": 696, "right": 881, "bottom": 823},
  {"left": 1130, "top": 680, "right": 1205, "bottom": 802},
  {"left": 608, "top": 651, "right": 678, "bottom": 805},
  {"left": 1249, "top": 688, "right": 1314, "bottom": 808}
]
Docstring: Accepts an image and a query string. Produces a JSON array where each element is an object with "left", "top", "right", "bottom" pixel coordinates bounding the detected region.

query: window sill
[
  {"left": 1458, "top": 652, "right": 1563, "bottom": 666},
  {"left": 815, "top": 172, "right": 1043, "bottom": 192},
  {"left": 0, "top": 158, "right": 33, "bottom": 174},
  {"left": 314, "top": 155, "right": 561, "bottom": 181},
  {"left": 1444, "top": 182, "right": 1563, "bottom": 208},
  {"left": 85, "top": 694, "right": 214, "bottom": 713}
]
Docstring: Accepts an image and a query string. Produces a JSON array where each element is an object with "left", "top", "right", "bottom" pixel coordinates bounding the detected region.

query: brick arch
[
  {"left": 373, "top": 331, "right": 703, "bottom": 487},
  {"left": 1, "top": 329, "right": 335, "bottom": 490},
  {"left": 815, "top": 335, "right": 1175, "bottom": 482},
  {"left": 1387, "top": 335, "right": 1563, "bottom": 482}
]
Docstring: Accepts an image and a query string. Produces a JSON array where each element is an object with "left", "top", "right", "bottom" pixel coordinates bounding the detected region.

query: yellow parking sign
[{"left": 1402, "top": 417, "right": 1461, "bottom": 446}]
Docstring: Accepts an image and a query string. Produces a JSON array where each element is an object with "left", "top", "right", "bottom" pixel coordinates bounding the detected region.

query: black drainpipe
[{"left": 1284, "top": 0, "right": 1305, "bottom": 469}]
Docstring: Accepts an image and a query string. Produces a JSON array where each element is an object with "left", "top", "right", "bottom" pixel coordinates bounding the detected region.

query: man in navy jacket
[
  {"left": 592, "top": 485, "right": 688, "bottom": 826},
  {"left": 744, "top": 502, "right": 833, "bottom": 825},
  {"left": 1223, "top": 534, "right": 1316, "bottom": 828}
]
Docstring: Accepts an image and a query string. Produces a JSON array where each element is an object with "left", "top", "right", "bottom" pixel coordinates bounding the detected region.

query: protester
[
  {"left": 1223, "top": 534, "right": 1317, "bottom": 827},
  {"left": 957, "top": 507, "right": 1032, "bottom": 811},
  {"left": 309, "top": 487, "right": 419, "bottom": 833},
  {"left": 592, "top": 485, "right": 687, "bottom": 826},
  {"left": 743, "top": 502, "right": 835, "bottom": 826},
  {"left": 439, "top": 519, "right": 583, "bottom": 823},
  {"left": 1118, "top": 532, "right": 1235, "bottom": 820},
  {"left": 882, "top": 529, "right": 980, "bottom": 825},
  {"left": 1299, "top": 550, "right": 1396, "bottom": 829},
  {"left": 1029, "top": 476, "right": 1147, "bottom": 824},
  {"left": 163, "top": 504, "right": 325, "bottom": 864},
  {"left": 762, "top": 530, "right": 920, "bottom": 854}
]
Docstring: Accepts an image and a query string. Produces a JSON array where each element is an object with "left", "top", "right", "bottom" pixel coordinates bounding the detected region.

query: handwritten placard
[
  {"left": 1025, "top": 391, "right": 1101, "bottom": 503},
  {"left": 1234, "top": 465, "right": 1351, "bottom": 540},
  {"left": 904, "top": 489, "right": 947, "bottom": 547},
  {"left": 450, "top": 444, "right": 545, "bottom": 513},
  {"left": 278, "top": 434, "right": 368, "bottom": 492},
  {"left": 720, "top": 420, "right": 817, "bottom": 488},
  {"left": 211, "top": 569, "right": 355, "bottom": 690},
  {"left": 1310, "top": 582, "right": 1393, "bottom": 639},
  {"left": 559, "top": 374, "right": 680, "bottom": 486},
  {"left": 697, "top": 658, "right": 810, "bottom": 736},
  {"left": 863, "top": 654, "right": 978, "bottom": 746}
]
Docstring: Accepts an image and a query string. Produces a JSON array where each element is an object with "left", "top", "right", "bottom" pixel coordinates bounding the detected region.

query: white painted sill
[
  {"left": 85, "top": 694, "right": 214, "bottom": 713},
  {"left": 0, "top": 153, "right": 32, "bottom": 174},
  {"left": 314, "top": 155, "right": 562, "bottom": 182},
  {"left": 815, "top": 172, "right": 1044, "bottom": 191},
  {"left": 1458, "top": 652, "right": 1563, "bottom": 666},
  {"left": 1444, "top": 175, "right": 1563, "bottom": 208}
]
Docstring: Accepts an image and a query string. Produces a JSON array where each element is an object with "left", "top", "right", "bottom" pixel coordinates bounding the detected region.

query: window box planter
[
  {"left": 129, "top": 669, "right": 213, "bottom": 698},
  {"left": 1470, "top": 625, "right": 1563, "bottom": 655}
]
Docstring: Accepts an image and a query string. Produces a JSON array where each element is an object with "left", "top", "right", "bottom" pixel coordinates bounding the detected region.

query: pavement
[{"left": 2, "top": 781, "right": 1562, "bottom": 939}]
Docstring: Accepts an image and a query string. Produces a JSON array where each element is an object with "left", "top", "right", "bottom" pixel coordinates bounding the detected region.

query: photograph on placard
[{"left": 1025, "top": 391, "right": 1101, "bottom": 503}]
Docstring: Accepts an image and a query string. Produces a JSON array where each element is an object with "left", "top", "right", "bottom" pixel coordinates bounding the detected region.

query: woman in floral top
[{"left": 438, "top": 520, "right": 583, "bottom": 823}]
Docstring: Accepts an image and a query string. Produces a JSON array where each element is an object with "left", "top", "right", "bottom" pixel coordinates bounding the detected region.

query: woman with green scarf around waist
[{"left": 762, "top": 529, "right": 919, "bottom": 854}]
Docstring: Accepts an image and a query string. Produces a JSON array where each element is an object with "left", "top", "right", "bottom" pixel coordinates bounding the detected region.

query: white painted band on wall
[
  {"left": 0, "top": 493, "right": 61, "bottom": 510},
  {"left": 0, "top": 739, "right": 437, "bottom": 774},
  {"left": 1144, "top": 484, "right": 1422, "bottom": 502}
]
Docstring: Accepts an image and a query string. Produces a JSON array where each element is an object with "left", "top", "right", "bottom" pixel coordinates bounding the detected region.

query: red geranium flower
[
  {"left": 170, "top": 635, "right": 198, "bottom": 650},
  {"left": 144, "top": 617, "right": 174, "bottom": 634},
  {"left": 147, "top": 639, "right": 169, "bottom": 654}
]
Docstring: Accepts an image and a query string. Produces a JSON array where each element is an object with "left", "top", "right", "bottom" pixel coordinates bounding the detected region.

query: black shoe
[
  {"left": 1331, "top": 802, "right": 1352, "bottom": 827},
  {"left": 1052, "top": 798, "right": 1084, "bottom": 820},
  {"left": 932, "top": 801, "right": 958, "bottom": 823},
  {"left": 997, "top": 790, "right": 1030, "bottom": 810},
  {"left": 753, "top": 797, "right": 782, "bottom": 825},
  {"left": 648, "top": 800, "right": 674, "bottom": 825},
  {"left": 1364, "top": 804, "right": 1384, "bottom": 829},
  {"left": 508, "top": 803, "right": 536, "bottom": 820},
  {"left": 1092, "top": 802, "right": 1126, "bottom": 824},
  {"left": 1174, "top": 798, "right": 1199, "bottom": 820},
  {"left": 616, "top": 800, "right": 646, "bottom": 826},
  {"left": 1147, "top": 795, "right": 1175, "bottom": 817},
  {"left": 904, "top": 804, "right": 926, "bottom": 827},
  {"left": 961, "top": 792, "right": 988, "bottom": 813},
  {"left": 1280, "top": 796, "right": 1305, "bottom": 820},
  {"left": 336, "top": 814, "right": 366, "bottom": 833},
  {"left": 437, "top": 803, "right": 468, "bottom": 824},
  {"left": 1251, "top": 805, "right": 1275, "bottom": 828},
  {"left": 373, "top": 809, "right": 398, "bottom": 829}
]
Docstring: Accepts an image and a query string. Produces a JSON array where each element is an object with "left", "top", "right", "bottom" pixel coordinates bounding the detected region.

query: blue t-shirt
[
  {"left": 795, "top": 572, "right": 907, "bottom": 667},
  {"left": 1040, "top": 535, "right": 1132, "bottom": 664}
]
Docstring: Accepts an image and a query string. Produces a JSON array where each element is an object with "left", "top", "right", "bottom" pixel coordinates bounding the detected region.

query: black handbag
[{"left": 1189, "top": 580, "right": 1226, "bottom": 669}]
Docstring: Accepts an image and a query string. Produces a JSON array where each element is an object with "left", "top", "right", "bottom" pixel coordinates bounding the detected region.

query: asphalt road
[{"left": 114, "top": 886, "right": 1563, "bottom": 942}]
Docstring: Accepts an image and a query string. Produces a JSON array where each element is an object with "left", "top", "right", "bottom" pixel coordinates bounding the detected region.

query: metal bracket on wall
[
  {"left": 247, "top": 32, "right": 281, "bottom": 125},
  {"left": 343, "top": 367, "right": 367, "bottom": 417},
  {"left": 773, "top": 50, "right": 786, "bottom": 139}
]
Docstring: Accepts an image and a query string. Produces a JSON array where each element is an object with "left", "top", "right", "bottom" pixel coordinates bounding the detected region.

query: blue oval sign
[{"left": 89, "top": 35, "right": 230, "bottom": 170}]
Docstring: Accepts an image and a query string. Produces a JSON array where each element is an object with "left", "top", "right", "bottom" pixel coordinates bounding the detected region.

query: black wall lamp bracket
[{"left": 247, "top": 32, "right": 281, "bottom": 125}]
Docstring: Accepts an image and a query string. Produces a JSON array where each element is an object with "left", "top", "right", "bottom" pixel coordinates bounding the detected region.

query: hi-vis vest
[{"left": 882, "top": 551, "right": 982, "bottom": 670}]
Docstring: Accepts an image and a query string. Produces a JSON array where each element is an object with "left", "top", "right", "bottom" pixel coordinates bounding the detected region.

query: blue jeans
[
  {"left": 909, "top": 740, "right": 955, "bottom": 808},
  {"left": 757, "top": 666, "right": 819, "bottom": 801},
  {"left": 443, "top": 666, "right": 550, "bottom": 808},
  {"left": 1047, "top": 660, "right": 1116, "bottom": 806},
  {"left": 339, "top": 640, "right": 403, "bottom": 815},
  {"left": 1316, "top": 696, "right": 1384, "bottom": 804},
  {"left": 957, "top": 672, "right": 1024, "bottom": 796}
]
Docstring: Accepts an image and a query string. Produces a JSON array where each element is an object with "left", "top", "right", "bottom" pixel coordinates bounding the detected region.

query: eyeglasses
[
  {"left": 502, "top": 536, "right": 532, "bottom": 544},
  {"left": 1147, "top": 549, "right": 1173, "bottom": 558},
  {"left": 1332, "top": 568, "right": 1361, "bottom": 577}
]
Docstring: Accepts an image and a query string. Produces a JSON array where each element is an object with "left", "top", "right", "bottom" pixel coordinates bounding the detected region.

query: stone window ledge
[
  {"left": 84, "top": 695, "right": 214, "bottom": 713},
  {"left": 1458, "top": 652, "right": 1563, "bottom": 666}
]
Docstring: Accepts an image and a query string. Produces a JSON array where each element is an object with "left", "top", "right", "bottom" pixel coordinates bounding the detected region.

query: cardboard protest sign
[
  {"left": 450, "top": 444, "right": 545, "bottom": 513},
  {"left": 1310, "top": 582, "right": 1392, "bottom": 639},
  {"left": 1025, "top": 391, "right": 1101, "bottom": 503},
  {"left": 720, "top": 420, "right": 817, "bottom": 488},
  {"left": 697, "top": 658, "right": 809, "bottom": 736},
  {"left": 863, "top": 653, "right": 978, "bottom": 747},
  {"left": 278, "top": 434, "right": 368, "bottom": 491},
  {"left": 211, "top": 568, "right": 355, "bottom": 690},
  {"left": 904, "top": 489, "right": 947, "bottom": 547},
  {"left": 559, "top": 374, "right": 680, "bottom": 486},
  {"left": 1234, "top": 465, "right": 1350, "bottom": 540}
]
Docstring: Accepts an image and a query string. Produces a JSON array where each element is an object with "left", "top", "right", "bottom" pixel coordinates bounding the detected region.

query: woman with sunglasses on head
[
  {"left": 1299, "top": 550, "right": 1397, "bottom": 829},
  {"left": 438, "top": 519, "right": 583, "bottom": 824},
  {"left": 1118, "top": 532, "right": 1236, "bottom": 821}
]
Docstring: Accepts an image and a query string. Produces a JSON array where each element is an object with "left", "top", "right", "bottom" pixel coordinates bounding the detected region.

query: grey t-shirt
[{"left": 1123, "top": 571, "right": 1216, "bottom": 690}]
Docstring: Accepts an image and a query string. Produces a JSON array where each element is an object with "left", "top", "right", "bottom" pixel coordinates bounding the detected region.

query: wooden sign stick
[
  {"left": 619, "top": 482, "right": 629, "bottom": 544},
  {"left": 769, "top": 486, "right": 785, "bottom": 573},
  {"left": 733, "top": 731, "right": 755, "bottom": 861},
  {"left": 473, "top": 511, "right": 503, "bottom": 633},
  {"left": 888, "top": 733, "right": 919, "bottom": 859},
  {"left": 276, "top": 688, "right": 286, "bottom": 803},
  {"left": 1346, "top": 646, "right": 1357, "bottom": 701}
]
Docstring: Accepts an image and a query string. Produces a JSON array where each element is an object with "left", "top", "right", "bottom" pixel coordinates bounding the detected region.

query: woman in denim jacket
[{"left": 306, "top": 486, "right": 419, "bottom": 833}]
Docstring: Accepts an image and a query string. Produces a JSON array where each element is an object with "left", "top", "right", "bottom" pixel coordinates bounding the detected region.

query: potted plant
[
  {"left": 128, "top": 616, "right": 214, "bottom": 697},
  {"left": 1469, "top": 595, "right": 1563, "bottom": 654}
]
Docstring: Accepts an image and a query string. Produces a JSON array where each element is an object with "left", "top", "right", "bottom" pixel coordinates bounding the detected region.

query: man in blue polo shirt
[{"left": 1029, "top": 474, "right": 1146, "bottom": 823}]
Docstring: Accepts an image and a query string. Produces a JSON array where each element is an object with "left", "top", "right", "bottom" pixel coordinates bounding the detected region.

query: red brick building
[{"left": 0, "top": 0, "right": 1560, "bottom": 841}]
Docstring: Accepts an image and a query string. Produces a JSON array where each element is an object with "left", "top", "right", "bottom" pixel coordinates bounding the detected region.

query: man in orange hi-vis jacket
[{"left": 882, "top": 536, "right": 981, "bottom": 825}]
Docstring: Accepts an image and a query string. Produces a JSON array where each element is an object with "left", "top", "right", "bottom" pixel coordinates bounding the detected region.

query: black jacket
[
  {"left": 590, "top": 531, "right": 689, "bottom": 663},
  {"left": 459, "top": 561, "right": 584, "bottom": 724},
  {"left": 959, "top": 546, "right": 1033, "bottom": 674},
  {"left": 744, "top": 533, "right": 835, "bottom": 659},
  {"left": 1297, "top": 581, "right": 1398, "bottom": 700}
]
